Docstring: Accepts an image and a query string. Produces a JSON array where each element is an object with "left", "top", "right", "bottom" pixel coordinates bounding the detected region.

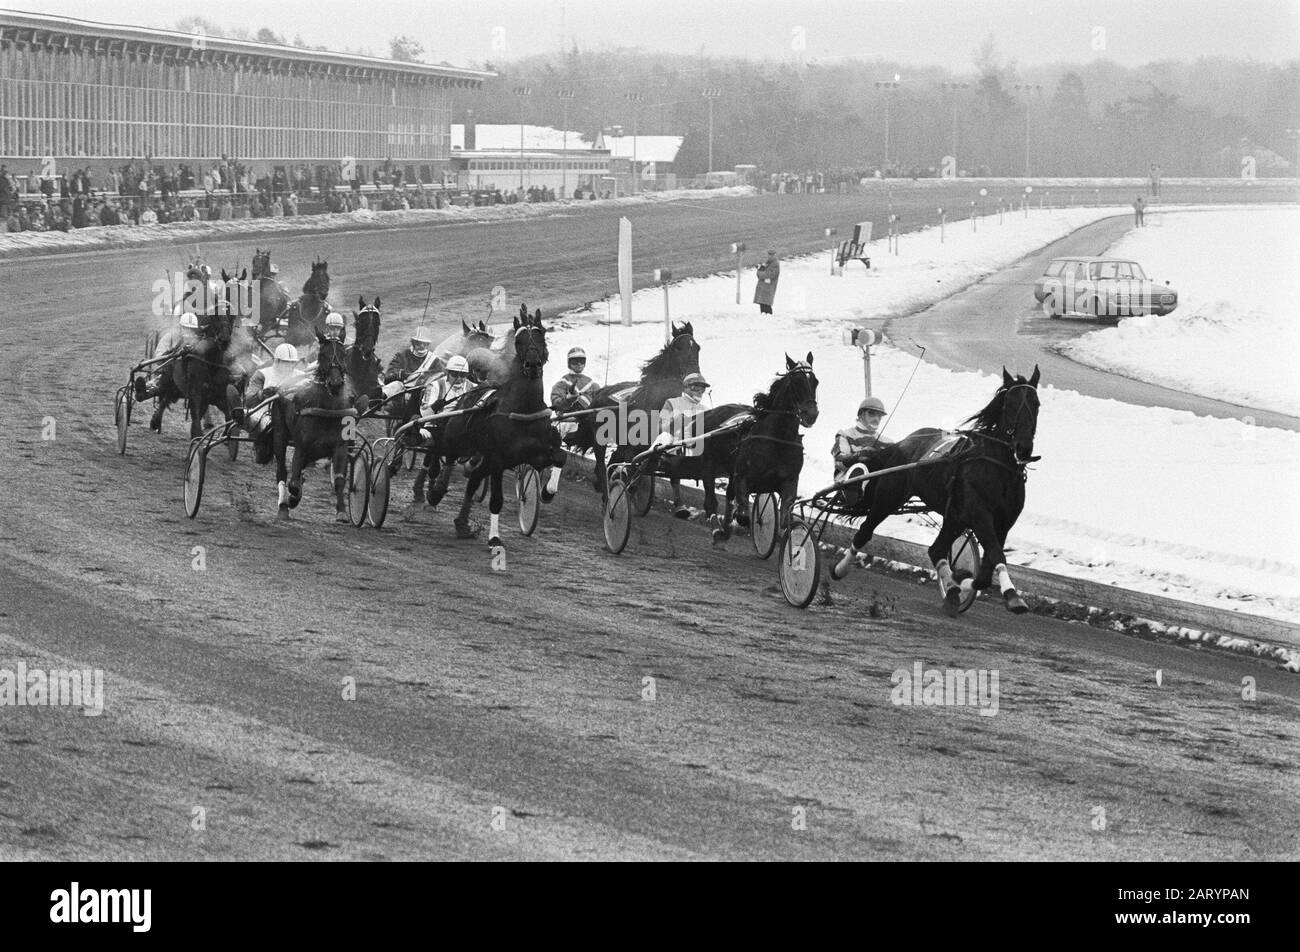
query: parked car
[{"left": 1033, "top": 256, "right": 1178, "bottom": 321}]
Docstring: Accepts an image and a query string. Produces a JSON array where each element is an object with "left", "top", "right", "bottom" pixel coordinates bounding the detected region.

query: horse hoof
[
  {"left": 455, "top": 521, "right": 481, "bottom": 539},
  {"left": 735, "top": 513, "right": 751, "bottom": 529},
  {"left": 943, "top": 587, "right": 963, "bottom": 617},
  {"left": 711, "top": 528, "right": 727, "bottom": 546},
  {"left": 673, "top": 506, "right": 691, "bottom": 520},
  {"left": 277, "top": 506, "right": 290, "bottom": 520},
  {"left": 830, "top": 551, "right": 855, "bottom": 581},
  {"left": 1004, "top": 591, "right": 1029, "bottom": 614},
  {"left": 541, "top": 490, "right": 556, "bottom": 504},
  {"left": 334, "top": 510, "right": 349, "bottom": 524},
  {"left": 488, "top": 536, "right": 503, "bottom": 549}
]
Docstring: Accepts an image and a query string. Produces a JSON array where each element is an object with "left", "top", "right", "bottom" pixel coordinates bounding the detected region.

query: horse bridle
[
  {"left": 515, "top": 325, "right": 547, "bottom": 378},
  {"left": 739, "top": 365, "right": 818, "bottom": 449}
]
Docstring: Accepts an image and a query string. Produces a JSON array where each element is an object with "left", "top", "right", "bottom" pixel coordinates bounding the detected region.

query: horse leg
[
  {"left": 927, "top": 513, "right": 970, "bottom": 617},
  {"left": 487, "top": 467, "right": 506, "bottom": 551},
  {"left": 454, "top": 461, "right": 484, "bottom": 538},
  {"left": 287, "top": 443, "right": 305, "bottom": 510},
  {"left": 972, "top": 511, "right": 1027, "bottom": 614},
  {"left": 831, "top": 480, "right": 907, "bottom": 580},
  {"left": 332, "top": 441, "right": 349, "bottom": 523},
  {"left": 593, "top": 442, "right": 607, "bottom": 493},
  {"left": 273, "top": 421, "right": 291, "bottom": 518},
  {"left": 671, "top": 476, "right": 689, "bottom": 519}
]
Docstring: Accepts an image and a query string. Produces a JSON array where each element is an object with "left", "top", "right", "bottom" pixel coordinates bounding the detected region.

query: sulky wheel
[
  {"left": 950, "top": 531, "right": 983, "bottom": 614},
  {"left": 115, "top": 386, "right": 132, "bottom": 455},
  {"left": 183, "top": 439, "right": 206, "bottom": 518},
  {"left": 778, "top": 519, "right": 822, "bottom": 609},
  {"left": 346, "top": 450, "right": 371, "bottom": 527},
  {"left": 750, "top": 492, "right": 779, "bottom": 560},
  {"left": 368, "top": 455, "right": 391, "bottom": 528},
  {"left": 629, "top": 472, "right": 655, "bottom": 517},
  {"left": 516, "top": 465, "right": 541, "bottom": 536},
  {"left": 603, "top": 476, "right": 632, "bottom": 554}
]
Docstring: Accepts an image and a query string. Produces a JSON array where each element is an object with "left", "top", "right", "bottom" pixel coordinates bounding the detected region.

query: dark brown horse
[
  {"left": 832, "top": 367, "right": 1042, "bottom": 616},
  {"left": 277, "top": 259, "right": 330, "bottom": 349},
  {"left": 251, "top": 248, "right": 290, "bottom": 336},
  {"left": 566, "top": 321, "right": 701, "bottom": 494}
]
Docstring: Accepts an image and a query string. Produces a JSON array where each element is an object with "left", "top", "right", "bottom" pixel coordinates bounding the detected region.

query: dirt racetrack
[{"left": 1, "top": 191, "right": 1297, "bottom": 860}]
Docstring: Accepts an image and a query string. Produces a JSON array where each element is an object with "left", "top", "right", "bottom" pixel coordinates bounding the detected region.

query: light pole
[
  {"left": 556, "top": 88, "right": 574, "bottom": 198},
  {"left": 940, "top": 81, "right": 969, "bottom": 171},
  {"left": 702, "top": 88, "right": 722, "bottom": 174},
  {"left": 512, "top": 86, "right": 532, "bottom": 191},
  {"left": 625, "top": 92, "right": 644, "bottom": 194},
  {"left": 1013, "top": 84, "right": 1042, "bottom": 177},
  {"left": 875, "top": 76, "right": 902, "bottom": 174}
]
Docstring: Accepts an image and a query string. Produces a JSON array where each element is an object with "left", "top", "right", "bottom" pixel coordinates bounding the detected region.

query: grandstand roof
[
  {"left": 452, "top": 125, "right": 599, "bottom": 152},
  {"left": 0, "top": 8, "right": 494, "bottom": 86},
  {"left": 597, "top": 135, "right": 685, "bottom": 164}
]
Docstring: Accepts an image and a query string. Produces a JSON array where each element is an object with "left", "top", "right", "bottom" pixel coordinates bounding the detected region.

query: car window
[
  {"left": 1044, "top": 261, "right": 1066, "bottom": 277},
  {"left": 1128, "top": 262, "right": 1146, "bottom": 279},
  {"left": 1114, "top": 262, "right": 1133, "bottom": 279},
  {"left": 1093, "top": 262, "right": 1119, "bottom": 280}
]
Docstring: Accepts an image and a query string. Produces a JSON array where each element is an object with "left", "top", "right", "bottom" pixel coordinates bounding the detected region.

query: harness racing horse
[
  {"left": 428, "top": 310, "right": 567, "bottom": 553},
  {"left": 270, "top": 332, "right": 361, "bottom": 522},
  {"left": 251, "top": 248, "right": 290, "bottom": 337},
  {"left": 567, "top": 321, "right": 701, "bottom": 494},
  {"left": 346, "top": 297, "right": 383, "bottom": 404},
  {"left": 832, "top": 366, "right": 1042, "bottom": 616},
  {"left": 150, "top": 297, "right": 238, "bottom": 440},
  {"left": 277, "top": 259, "right": 331, "bottom": 349},
  {"left": 713, "top": 353, "right": 820, "bottom": 539}
]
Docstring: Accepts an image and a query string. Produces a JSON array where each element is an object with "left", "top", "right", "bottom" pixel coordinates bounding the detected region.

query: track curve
[{"left": 1, "top": 205, "right": 1296, "bottom": 860}]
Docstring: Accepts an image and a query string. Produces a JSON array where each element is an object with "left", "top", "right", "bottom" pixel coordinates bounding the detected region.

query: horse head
[
  {"left": 511, "top": 308, "right": 549, "bottom": 380},
  {"left": 315, "top": 331, "right": 348, "bottom": 392},
  {"left": 304, "top": 260, "right": 330, "bottom": 300},
  {"left": 998, "top": 365, "right": 1041, "bottom": 463},
  {"left": 353, "top": 296, "right": 382, "bottom": 357},
  {"left": 642, "top": 321, "right": 700, "bottom": 382},
  {"left": 773, "top": 351, "right": 819, "bottom": 427}
]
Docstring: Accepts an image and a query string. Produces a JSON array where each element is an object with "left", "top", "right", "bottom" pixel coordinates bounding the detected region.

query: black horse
[
  {"left": 150, "top": 295, "right": 238, "bottom": 440},
  {"left": 720, "top": 353, "right": 820, "bottom": 537},
  {"left": 831, "top": 366, "right": 1042, "bottom": 616},
  {"left": 428, "top": 310, "right": 567, "bottom": 552},
  {"left": 346, "top": 297, "right": 383, "bottom": 404},
  {"left": 275, "top": 259, "right": 330, "bottom": 349},
  {"left": 270, "top": 332, "right": 359, "bottom": 522},
  {"left": 566, "top": 321, "right": 701, "bottom": 494}
]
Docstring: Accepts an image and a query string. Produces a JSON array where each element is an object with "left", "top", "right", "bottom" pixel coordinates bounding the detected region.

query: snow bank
[{"left": 1056, "top": 206, "right": 1300, "bottom": 416}]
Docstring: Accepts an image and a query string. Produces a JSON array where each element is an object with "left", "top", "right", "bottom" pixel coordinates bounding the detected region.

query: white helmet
[
  {"left": 446, "top": 355, "right": 470, "bottom": 374},
  {"left": 325, "top": 312, "right": 345, "bottom": 330},
  {"left": 567, "top": 346, "right": 586, "bottom": 361},
  {"left": 179, "top": 313, "right": 200, "bottom": 330},
  {"left": 274, "top": 343, "right": 299, "bottom": 362},
  {"left": 411, "top": 326, "right": 433, "bottom": 344}
]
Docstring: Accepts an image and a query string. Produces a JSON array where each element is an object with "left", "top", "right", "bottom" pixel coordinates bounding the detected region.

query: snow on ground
[
  {"left": 0, "top": 186, "right": 756, "bottom": 257},
  {"left": 1056, "top": 206, "right": 1300, "bottom": 416},
  {"left": 549, "top": 205, "right": 1300, "bottom": 625}
]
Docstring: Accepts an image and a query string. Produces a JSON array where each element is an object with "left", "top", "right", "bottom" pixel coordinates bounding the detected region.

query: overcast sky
[{"left": 10, "top": 0, "right": 1300, "bottom": 69}]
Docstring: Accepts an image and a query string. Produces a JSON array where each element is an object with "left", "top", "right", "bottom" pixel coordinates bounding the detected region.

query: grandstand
[{"left": 0, "top": 9, "right": 493, "bottom": 182}]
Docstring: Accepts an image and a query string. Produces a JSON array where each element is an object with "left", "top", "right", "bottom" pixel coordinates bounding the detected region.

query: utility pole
[
  {"left": 557, "top": 88, "right": 575, "bottom": 198},
  {"left": 702, "top": 88, "right": 722, "bottom": 173},
  {"left": 625, "top": 92, "right": 644, "bottom": 194},
  {"left": 1013, "top": 84, "right": 1042, "bottom": 177},
  {"left": 940, "top": 81, "right": 968, "bottom": 171},
  {"left": 513, "top": 86, "right": 532, "bottom": 191},
  {"left": 874, "top": 76, "right": 902, "bottom": 174}
]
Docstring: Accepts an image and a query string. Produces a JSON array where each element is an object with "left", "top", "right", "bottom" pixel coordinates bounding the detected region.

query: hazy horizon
[{"left": 6, "top": 0, "right": 1299, "bottom": 71}]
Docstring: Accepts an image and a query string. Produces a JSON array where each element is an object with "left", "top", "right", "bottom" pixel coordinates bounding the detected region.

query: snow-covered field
[
  {"left": 1057, "top": 206, "right": 1300, "bottom": 416},
  {"left": 549, "top": 205, "right": 1300, "bottom": 625}
]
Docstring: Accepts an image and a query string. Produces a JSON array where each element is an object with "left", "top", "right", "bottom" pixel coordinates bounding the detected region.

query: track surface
[{"left": 1, "top": 194, "right": 1297, "bottom": 860}]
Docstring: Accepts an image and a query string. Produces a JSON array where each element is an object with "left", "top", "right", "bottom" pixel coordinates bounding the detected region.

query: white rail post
[{"left": 730, "top": 241, "right": 746, "bottom": 303}]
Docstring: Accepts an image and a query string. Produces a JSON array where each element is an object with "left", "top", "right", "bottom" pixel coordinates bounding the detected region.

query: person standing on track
[
  {"left": 754, "top": 249, "right": 780, "bottom": 315},
  {"left": 1133, "top": 195, "right": 1145, "bottom": 227}
]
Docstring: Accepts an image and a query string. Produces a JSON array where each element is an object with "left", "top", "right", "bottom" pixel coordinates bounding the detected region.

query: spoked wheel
[
  {"left": 183, "top": 440, "right": 206, "bottom": 518},
  {"left": 603, "top": 476, "right": 632, "bottom": 554},
  {"left": 346, "top": 450, "right": 371, "bottom": 527},
  {"left": 950, "top": 530, "right": 983, "bottom": 614},
  {"left": 629, "top": 472, "right": 655, "bottom": 517},
  {"left": 516, "top": 465, "right": 541, "bottom": 536},
  {"left": 750, "top": 492, "right": 779, "bottom": 559},
  {"left": 368, "top": 455, "right": 392, "bottom": 528},
  {"left": 778, "top": 519, "right": 822, "bottom": 609},
  {"left": 115, "top": 386, "right": 132, "bottom": 455}
]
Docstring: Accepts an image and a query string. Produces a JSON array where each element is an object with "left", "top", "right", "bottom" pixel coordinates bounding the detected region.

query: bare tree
[{"left": 389, "top": 36, "right": 425, "bottom": 63}]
